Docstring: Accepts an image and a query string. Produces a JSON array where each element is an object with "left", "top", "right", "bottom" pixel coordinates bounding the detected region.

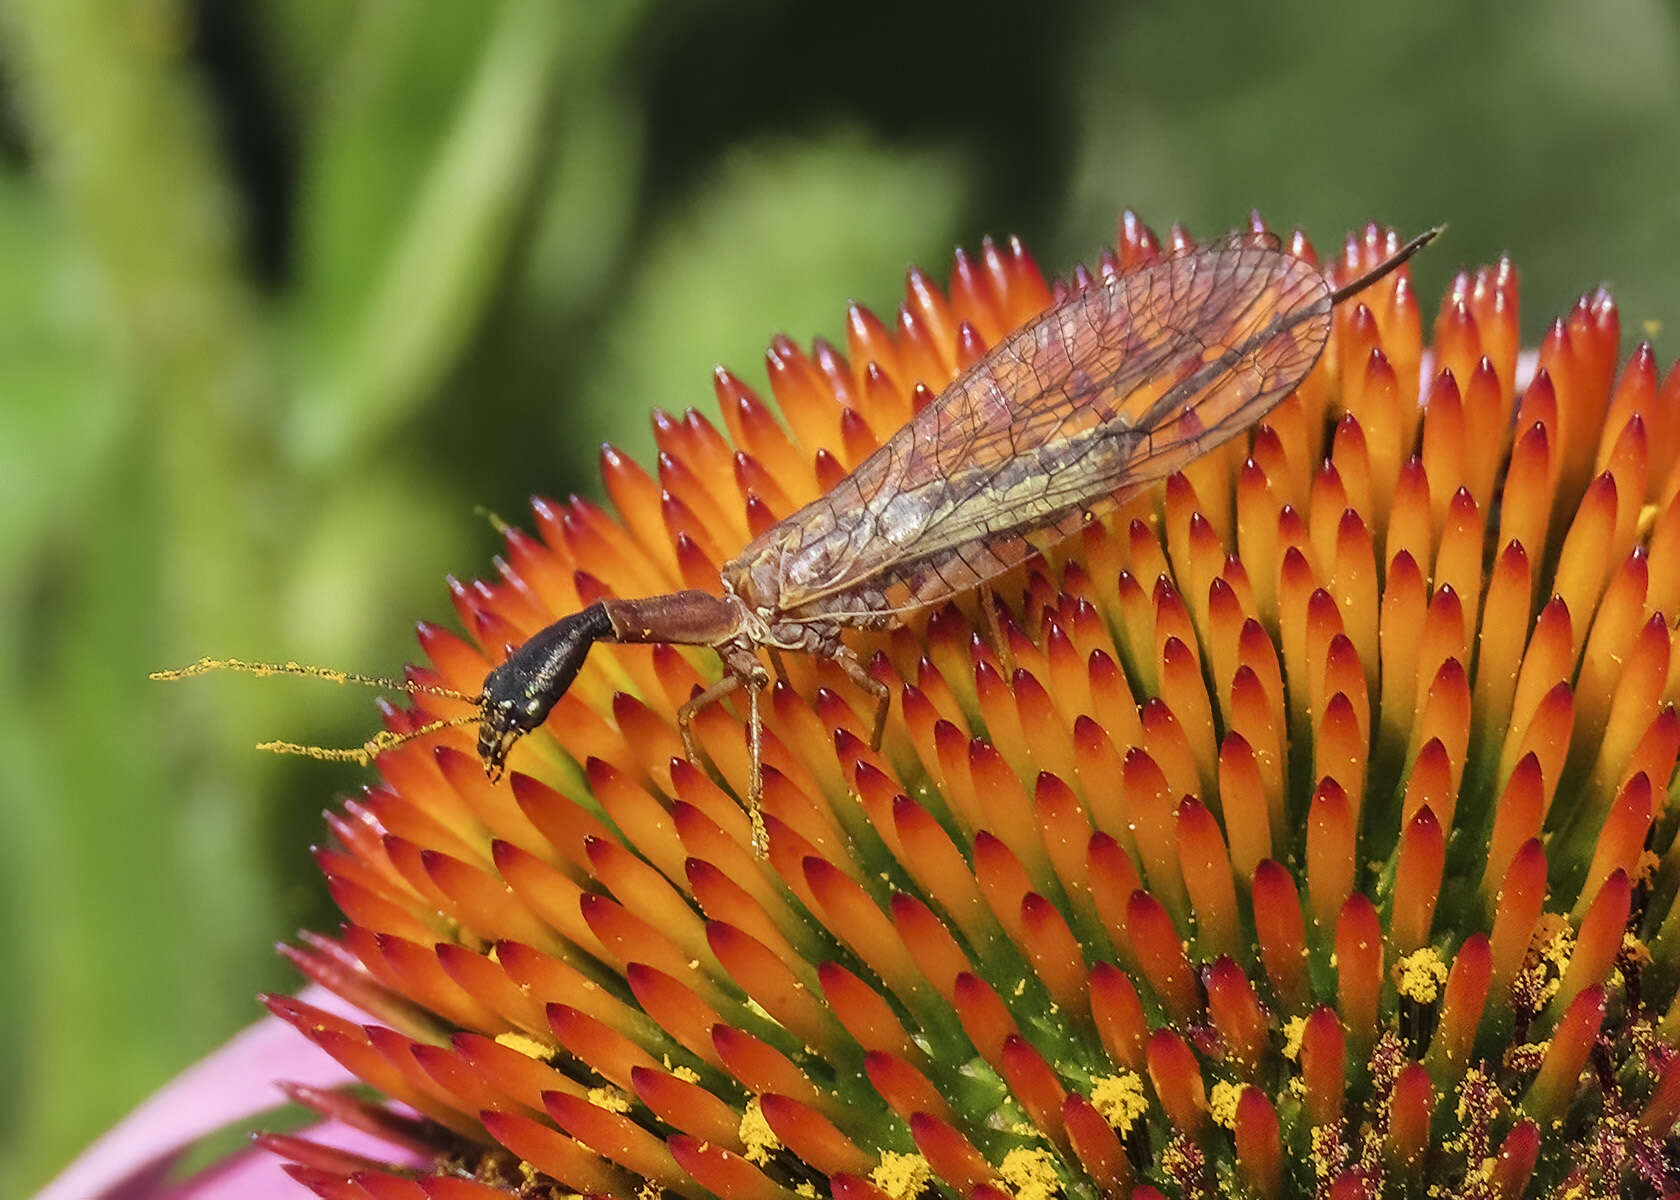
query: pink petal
[
  {"left": 37, "top": 986, "right": 409, "bottom": 1200},
  {"left": 171, "top": 1120, "right": 417, "bottom": 1199}
]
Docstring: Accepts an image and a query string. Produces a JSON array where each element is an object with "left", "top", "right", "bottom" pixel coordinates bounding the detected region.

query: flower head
[{"left": 181, "top": 215, "right": 1680, "bottom": 1196}]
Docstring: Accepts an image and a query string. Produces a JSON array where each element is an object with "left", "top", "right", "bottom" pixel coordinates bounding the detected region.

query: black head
[{"left": 476, "top": 602, "right": 613, "bottom": 779}]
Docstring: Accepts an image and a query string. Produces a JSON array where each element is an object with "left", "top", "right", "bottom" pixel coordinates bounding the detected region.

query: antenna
[
  {"left": 1329, "top": 226, "right": 1443, "bottom": 306},
  {"left": 151, "top": 656, "right": 478, "bottom": 704},
  {"left": 256, "top": 713, "right": 482, "bottom": 767},
  {"left": 151, "top": 656, "right": 483, "bottom": 765}
]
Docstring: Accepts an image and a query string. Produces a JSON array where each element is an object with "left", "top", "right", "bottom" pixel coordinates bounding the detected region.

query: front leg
[
  {"left": 677, "top": 645, "right": 771, "bottom": 856},
  {"left": 676, "top": 672, "right": 741, "bottom": 765},
  {"left": 742, "top": 674, "right": 767, "bottom": 856}
]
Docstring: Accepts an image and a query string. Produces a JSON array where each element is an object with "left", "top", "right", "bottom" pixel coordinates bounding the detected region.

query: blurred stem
[
  {"left": 3, "top": 0, "right": 278, "bottom": 1184},
  {"left": 290, "top": 0, "right": 573, "bottom": 465},
  {"left": 5, "top": 1, "right": 277, "bottom": 602},
  {"left": 6, "top": 1, "right": 270, "bottom": 423}
]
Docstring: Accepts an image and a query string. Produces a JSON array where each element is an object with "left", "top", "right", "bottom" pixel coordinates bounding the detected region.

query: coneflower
[{"left": 93, "top": 214, "right": 1680, "bottom": 1198}]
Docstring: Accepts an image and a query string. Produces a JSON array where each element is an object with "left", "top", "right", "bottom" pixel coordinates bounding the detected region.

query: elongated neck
[{"left": 601, "top": 590, "right": 745, "bottom": 646}]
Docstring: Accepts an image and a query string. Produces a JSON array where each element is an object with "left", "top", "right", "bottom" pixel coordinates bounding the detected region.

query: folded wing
[{"left": 729, "top": 234, "right": 1334, "bottom": 624}]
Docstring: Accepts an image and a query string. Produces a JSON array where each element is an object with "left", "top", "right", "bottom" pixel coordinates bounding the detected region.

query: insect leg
[
  {"left": 678, "top": 650, "right": 772, "bottom": 857},
  {"left": 677, "top": 673, "right": 742, "bottom": 765},
  {"left": 832, "top": 646, "right": 890, "bottom": 751},
  {"left": 979, "top": 586, "right": 1017, "bottom": 676},
  {"left": 744, "top": 677, "right": 767, "bottom": 856}
]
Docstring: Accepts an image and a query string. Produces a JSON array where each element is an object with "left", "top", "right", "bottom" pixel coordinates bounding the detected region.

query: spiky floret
[{"left": 269, "top": 213, "right": 1680, "bottom": 1199}]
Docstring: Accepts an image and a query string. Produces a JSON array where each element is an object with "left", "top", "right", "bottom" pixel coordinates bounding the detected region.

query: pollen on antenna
[{"left": 149, "top": 655, "right": 478, "bottom": 703}]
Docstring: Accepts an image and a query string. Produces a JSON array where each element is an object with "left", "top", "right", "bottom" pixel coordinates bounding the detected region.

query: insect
[{"left": 159, "top": 223, "right": 1438, "bottom": 853}]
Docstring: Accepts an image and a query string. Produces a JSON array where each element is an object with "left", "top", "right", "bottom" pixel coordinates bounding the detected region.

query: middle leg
[{"left": 831, "top": 644, "right": 891, "bottom": 750}]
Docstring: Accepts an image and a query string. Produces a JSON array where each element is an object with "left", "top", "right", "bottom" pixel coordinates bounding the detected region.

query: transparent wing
[{"left": 727, "top": 235, "right": 1334, "bottom": 624}]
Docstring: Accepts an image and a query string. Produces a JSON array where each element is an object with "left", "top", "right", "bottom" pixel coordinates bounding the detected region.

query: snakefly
[{"left": 159, "top": 223, "right": 1438, "bottom": 852}]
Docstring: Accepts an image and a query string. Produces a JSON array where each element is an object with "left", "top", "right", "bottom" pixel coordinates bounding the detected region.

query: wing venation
[{"left": 725, "top": 237, "right": 1334, "bottom": 623}]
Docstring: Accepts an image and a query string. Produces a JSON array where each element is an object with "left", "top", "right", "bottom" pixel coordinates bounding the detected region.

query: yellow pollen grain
[
  {"left": 1209, "top": 1081, "right": 1243, "bottom": 1130},
  {"left": 1159, "top": 1141, "right": 1193, "bottom": 1177},
  {"left": 1452, "top": 1069, "right": 1506, "bottom": 1127},
  {"left": 495, "top": 1031, "right": 555, "bottom": 1060},
  {"left": 493, "top": 1028, "right": 554, "bottom": 1055},
  {"left": 872, "top": 1151, "right": 933, "bottom": 1200},
  {"left": 739, "top": 1097, "right": 779, "bottom": 1166},
  {"left": 797, "top": 1184, "right": 817, "bottom": 1198},
  {"left": 1397, "top": 948, "right": 1449, "bottom": 1003},
  {"left": 999, "top": 1146, "right": 1060, "bottom": 1200},
  {"left": 1090, "top": 1072, "right": 1149, "bottom": 1133},
  {"left": 638, "top": 1182, "right": 662, "bottom": 1200},
  {"left": 1623, "top": 932, "right": 1654, "bottom": 968},
  {"left": 587, "top": 1086, "right": 632, "bottom": 1113},
  {"left": 672, "top": 1064, "right": 701, "bottom": 1084},
  {"left": 1282, "top": 1016, "right": 1307, "bottom": 1060},
  {"left": 1309, "top": 1124, "right": 1339, "bottom": 1179},
  {"left": 1532, "top": 913, "right": 1573, "bottom": 967},
  {"left": 1503, "top": 1041, "right": 1547, "bottom": 1075}
]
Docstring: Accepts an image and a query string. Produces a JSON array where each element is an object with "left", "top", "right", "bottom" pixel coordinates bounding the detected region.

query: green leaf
[{"left": 569, "top": 131, "right": 973, "bottom": 474}]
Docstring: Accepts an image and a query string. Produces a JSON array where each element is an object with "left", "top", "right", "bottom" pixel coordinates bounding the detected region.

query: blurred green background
[{"left": 2, "top": 0, "right": 1677, "bottom": 1191}]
